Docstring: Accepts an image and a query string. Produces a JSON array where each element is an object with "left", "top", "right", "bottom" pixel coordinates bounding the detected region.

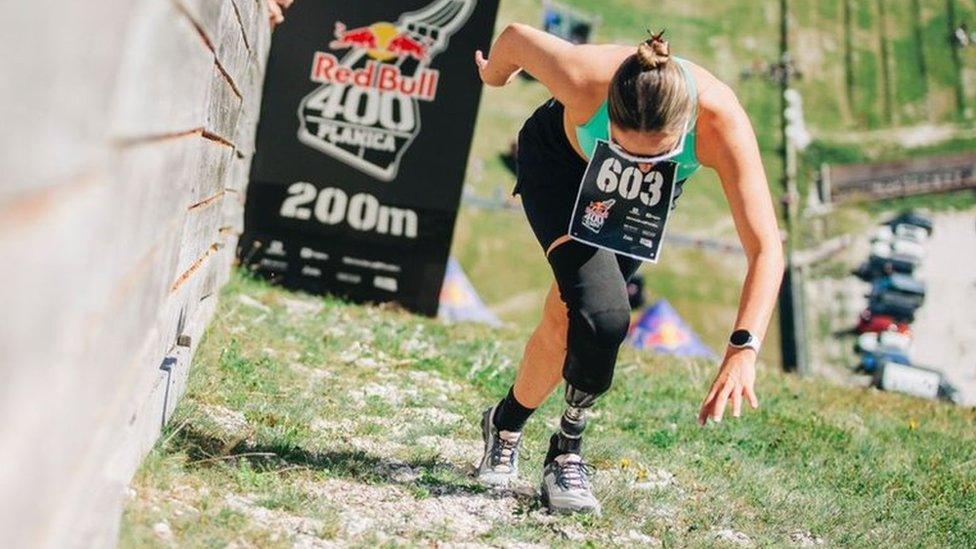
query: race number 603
[{"left": 595, "top": 158, "right": 666, "bottom": 207}]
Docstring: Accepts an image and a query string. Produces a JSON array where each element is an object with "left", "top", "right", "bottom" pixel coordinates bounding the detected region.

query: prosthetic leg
[
  {"left": 547, "top": 383, "right": 600, "bottom": 462},
  {"left": 540, "top": 383, "right": 603, "bottom": 514}
]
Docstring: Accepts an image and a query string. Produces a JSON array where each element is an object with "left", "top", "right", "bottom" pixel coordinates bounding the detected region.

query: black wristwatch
[{"left": 729, "top": 329, "right": 761, "bottom": 353}]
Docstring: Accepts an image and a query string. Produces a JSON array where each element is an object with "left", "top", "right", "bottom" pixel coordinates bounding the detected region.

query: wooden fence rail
[{"left": 0, "top": 0, "right": 270, "bottom": 546}]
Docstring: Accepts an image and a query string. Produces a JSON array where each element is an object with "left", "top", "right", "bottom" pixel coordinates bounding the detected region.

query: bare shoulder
[
  {"left": 683, "top": 61, "right": 758, "bottom": 169},
  {"left": 683, "top": 60, "right": 744, "bottom": 126},
  {"left": 686, "top": 62, "right": 749, "bottom": 134}
]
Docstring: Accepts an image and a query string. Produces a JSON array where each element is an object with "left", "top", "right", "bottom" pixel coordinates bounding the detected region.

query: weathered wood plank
[
  {"left": 250, "top": 0, "right": 272, "bottom": 72},
  {"left": 4, "top": 216, "right": 185, "bottom": 547},
  {"left": 189, "top": 135, "right": 236, "bottom": 204},
  {"left": 110, "top": 0, "right": 213, "bottom": 139},
  {"left": 216, "top": 4, "right": 250, "bottom": 95},
  {"left": 224, "top": 152, "right": 253, "bottom": 193},
  {"left": 175, "top": 0, "right": 232, "bottom": 49},
  {"left": 0, "top": 170, "right": 118, "bottom": 547},
  {"left": 0, "top": 0, "right": 133, "bottom": 193},
  {"left": 221, "top": 188, "right": 246, "bottom": 233},
  {"left": 234, "top": 55, "right": 264, "bottom": 155},
  {"left": 180, "top": 0, "right": 250, "bottom": 95},
  {"left": 0, "top": 0, "right": 271, "bottom": 544},
  {"left": 175, "top": 198, "right": 225, "bottom": 281},
  {"left": 84, "top": 245, "right": 223, "bottom": 545},
  {"left": 232, "top": 0, "right": 261, "bottom": 54},
  {"left": 109, "top": 135, "right": 201, "bottom": 281},
  {"left": 204, "top": 64, "right": 244, "bottom": 146},
  {"left": 213, "top": 230, "right": 241, "bottom": 292}
]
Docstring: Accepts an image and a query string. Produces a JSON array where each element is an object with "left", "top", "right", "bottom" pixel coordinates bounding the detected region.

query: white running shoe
[
  {"left": 540, "top": 453, "right": 601, "bottom": 514},
  {"left": 476, "top": 404, "right": 523, "bottom": 487}
]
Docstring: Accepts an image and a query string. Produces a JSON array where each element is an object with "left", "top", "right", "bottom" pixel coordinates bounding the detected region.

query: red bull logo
[
  {"left": 330, "top": 21, "right": 431, "bottom": 62},
  {"left": 310, "top": 53, "right": 439, "bottom": 101},
  {"left": 581, "top": 199, "right": 616, "bottom": 234},
  {"left": 329, "top": 22, "right": 379, "bottom": 51},
  {"left": 297, "top": 0, "right": 476, "bottom": 182},
  {"left": 386, "top": 34, "right": 428, "bottom": 60}
]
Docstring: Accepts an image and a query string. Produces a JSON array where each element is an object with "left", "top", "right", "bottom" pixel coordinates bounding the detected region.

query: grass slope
[{"left": 121, "top": 272, "right": 976, "bottom": 547}]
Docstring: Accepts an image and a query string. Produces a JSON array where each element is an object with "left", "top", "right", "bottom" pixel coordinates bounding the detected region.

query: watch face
[{"left": 730, "top": 329, "right": 751, "bottom": 346}]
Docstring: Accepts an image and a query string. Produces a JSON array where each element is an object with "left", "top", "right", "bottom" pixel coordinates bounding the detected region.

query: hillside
[
  {"left": 119, "top": 2, "right": 976, "bottom": 544},
  {"left": 453, "top": 0, "right": 976, "bottom": 364},
  {"left": 120, "top": 272, "right": 976, "bottom": 546}
]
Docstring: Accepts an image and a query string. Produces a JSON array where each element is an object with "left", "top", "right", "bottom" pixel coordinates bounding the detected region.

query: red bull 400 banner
[{"left": 241, "top": 0, "right": 500, "bottom": 315}]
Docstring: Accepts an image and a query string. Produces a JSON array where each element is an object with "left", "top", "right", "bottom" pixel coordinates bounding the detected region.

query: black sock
[
  {"left": 492, "top": 386, "right": 536, "bottom": 432},
  {"left": 544, "top": 432, "right": 582, "bottom": 465}
]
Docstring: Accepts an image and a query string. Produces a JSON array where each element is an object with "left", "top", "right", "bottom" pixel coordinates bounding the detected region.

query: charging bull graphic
[
  {"left": 581, "top": 199, "right": 616, "bottom": 234},
  {"left": 298, "top": 0, "right": 475, "bottom": 181}
]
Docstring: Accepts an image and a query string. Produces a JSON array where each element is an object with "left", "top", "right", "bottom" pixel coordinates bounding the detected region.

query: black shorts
[
  {"left": 512, "top": 99, "right": 588, "bottom": 253},
  {"left": 513, "top": 99, "right": 688, "bottom": 253}
]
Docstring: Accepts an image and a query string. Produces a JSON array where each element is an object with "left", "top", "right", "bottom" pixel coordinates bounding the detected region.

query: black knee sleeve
[
  {"left": 574, "top": 307, "right": 632, "bottom": 349},
  {"left": 547, "top": 242, "right": 632, "bottom": 395}
]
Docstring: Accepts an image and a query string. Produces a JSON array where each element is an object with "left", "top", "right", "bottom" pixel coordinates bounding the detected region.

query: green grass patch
[
  {"left": 120, "top": 271, "right": 976, "bottom": 547},
  {"left": 124, "top": 2, "right": 976, "bottom": 540}
]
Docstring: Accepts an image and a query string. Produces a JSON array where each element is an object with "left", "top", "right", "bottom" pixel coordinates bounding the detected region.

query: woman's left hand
[{"left": 697, "top": 347, "right": 759, "bottom": 425}]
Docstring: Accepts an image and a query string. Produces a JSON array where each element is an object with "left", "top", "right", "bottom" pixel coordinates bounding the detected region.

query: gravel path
[{"left": 911, "top": 212, "right": 976, "bottom": 405}]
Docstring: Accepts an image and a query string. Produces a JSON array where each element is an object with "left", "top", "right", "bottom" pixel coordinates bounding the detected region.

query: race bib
[{"left": 568, "top": 140, "right": 678, "bottom": 262}]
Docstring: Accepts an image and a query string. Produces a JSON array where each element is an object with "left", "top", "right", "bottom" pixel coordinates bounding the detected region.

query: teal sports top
[{"left": 575, "top": 57, "right": 701, "bottom": 182}]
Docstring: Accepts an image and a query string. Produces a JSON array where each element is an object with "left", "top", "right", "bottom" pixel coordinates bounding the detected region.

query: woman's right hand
[{"left": 475, "top": 50, "right": 520, "bottom": 87}]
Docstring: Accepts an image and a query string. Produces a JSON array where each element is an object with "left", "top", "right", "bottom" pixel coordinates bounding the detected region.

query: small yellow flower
[
  {"left": 908, "top": 419, "right": 919, "bottom": 431},
  {"left": 636, "top": 467, "right": 649, "bottom": 481},
  {"left": 619, "top": 458, "right": 632, "bottom": 469}
]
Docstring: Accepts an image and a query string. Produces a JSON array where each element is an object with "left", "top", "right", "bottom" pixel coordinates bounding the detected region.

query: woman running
[{"left": 472, "top": 25, "right": 784, "bottom": 514}]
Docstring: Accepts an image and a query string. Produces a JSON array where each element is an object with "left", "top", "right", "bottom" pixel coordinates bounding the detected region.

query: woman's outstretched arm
[
  {"left": 696, "top": 81, "right": 785, "bottom": 425},
  {"left": 474, "top": 23, "right": 621, "bottom": 114}
]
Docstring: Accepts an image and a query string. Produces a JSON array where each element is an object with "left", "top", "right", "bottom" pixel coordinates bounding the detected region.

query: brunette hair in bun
[
  {"left": 636, "top": 29, "right": 670, "bottom": 70},
  {"left": 608, "top": 29, "right": 692, "bottom": 134}
]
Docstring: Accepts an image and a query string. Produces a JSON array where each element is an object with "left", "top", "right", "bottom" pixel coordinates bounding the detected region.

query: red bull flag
[
  {"left": 627, "top": 300, "right": 716, "bottom": 359},
  {"left": 437, "top": 257, "right": 500, "bottom": 326}
]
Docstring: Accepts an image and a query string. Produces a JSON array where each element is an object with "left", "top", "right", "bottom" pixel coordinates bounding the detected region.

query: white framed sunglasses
[{"left": 605, "top": 117, "right": 690, "bottom": 164}]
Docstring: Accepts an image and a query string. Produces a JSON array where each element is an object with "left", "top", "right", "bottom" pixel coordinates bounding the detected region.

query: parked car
[
  {"left": 856, "top": 330, "right": 912, "bottom": 354},
  {"left": 858, "top": 346, "right": 911, "bottom": 374},
  {"left": 890, "top": 237, "right": 925, "bottom": 262},
  {"left": 860, "top": 252, "right": 919, "bottom": 278},
  {"left": 870, "top": 273, "right": 926, "bottom": 301},
  {"left": 893, "top": 223, "right": 929, "bottom": 244},
  {"left": 885, "top": 211, "right": 933, "bottom": 235},
  {"left": 873, "top": 271, "right": 926, "bottom": 321},
  {"left": 868, "top": 299, "right": 918, "bottom": 323},
  {"left": 872, "top": 225, "right": 895, "bottom": 243},
  {"left": 873, "top": 360, "right": 956, "bottom": 402},
  {"left": 856, "top": 309, "right": 912, "bottom": 335},
  {"left": 869, "top": 286, "right": 923, "bottom": 309},
  {"left": 870, "top": 239, "right": 892, "bottom": 258}
]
